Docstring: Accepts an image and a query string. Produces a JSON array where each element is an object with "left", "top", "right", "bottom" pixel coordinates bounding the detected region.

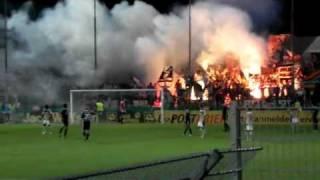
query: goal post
[{"left": 69, "top": 89, "right": 164, "bottom": 124}]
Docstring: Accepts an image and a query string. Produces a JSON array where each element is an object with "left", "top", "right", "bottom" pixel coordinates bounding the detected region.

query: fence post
[
  {"left": 70, "top": 90, "right": 74, "bottom": 124},
  {"left": 229, "top": 102, "right": 242, "bottom": 180},
  {"left": 160, "top": 88, "right": 164, "bottom": 124}
]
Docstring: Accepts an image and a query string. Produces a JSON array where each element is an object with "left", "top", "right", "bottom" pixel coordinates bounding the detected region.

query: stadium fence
[
  {"left": 56, "top": 147, "right": 262, "bottom": 180},
  {"left": 233, "top": 104, "right": 320, "bottom": 179}
]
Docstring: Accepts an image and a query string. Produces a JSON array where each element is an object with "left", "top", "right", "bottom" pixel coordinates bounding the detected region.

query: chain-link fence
[
  {"left": 238, "top": 107, "right": 320, "bottom": 180},
  {"left": 56, "top": 147, "right": 262, "bottom": 180}
]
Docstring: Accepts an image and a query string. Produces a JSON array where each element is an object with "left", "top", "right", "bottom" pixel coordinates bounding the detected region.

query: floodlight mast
[
  {"left": 188, "top": 0, "right": 192, "bottom": 77},
  {"left": 290, "top": 0, "right": 295, "bottom": 93},
  {"left": 4, "top": 0, "right": 8, "bottom": 74},
  {"left": 4, "top": 0, "right": 9, "bottom": 103},
  {"left": 186, "top": 0, "right": 193, "bottom": 105},
  {"left": 94, "top": 0, "right": 98, "bottom": 71}
]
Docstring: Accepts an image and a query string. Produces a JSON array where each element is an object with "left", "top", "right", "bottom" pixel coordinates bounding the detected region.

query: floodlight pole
[
  {"left": 187, "top": 0, "right": 193, "bottom": 104},
  {"left": 290, "top": 0, "right": 295, "bottom": 92},
  {"left": 4, "top": 0, "right": 8, "bottom": 74},
  {"left": 94, "top": 0, "right": 98, "bottom": 71},
  {"left": 188, "top": 0, "right": 192, "bottom": 77},
  {"left": 4, "top": 0, "right": 9, "bottom": 103},
  {"left": 290, "top": 0, "right": 294, "bottom": 53}
]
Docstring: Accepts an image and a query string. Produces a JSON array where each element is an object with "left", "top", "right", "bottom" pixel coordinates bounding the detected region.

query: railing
[{"left": 55, "top": 147, "right": 262, "bottom": 180}]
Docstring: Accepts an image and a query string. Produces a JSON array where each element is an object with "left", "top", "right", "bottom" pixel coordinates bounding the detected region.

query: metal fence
[
  {"left": 56, "top": 147, "right": 262, "bottom": 180},
  {"left": 234, "top": 106, "right": 320, "bottom": 180}
]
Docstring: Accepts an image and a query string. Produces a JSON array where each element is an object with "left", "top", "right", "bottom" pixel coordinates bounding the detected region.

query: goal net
[{"left": 69, "top": 89, "right": 164, "bottom": 124}]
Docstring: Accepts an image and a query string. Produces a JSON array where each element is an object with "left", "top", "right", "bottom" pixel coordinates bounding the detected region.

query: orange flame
[{"left": 156, "top": 34, "right": 303, "bottom": 102}]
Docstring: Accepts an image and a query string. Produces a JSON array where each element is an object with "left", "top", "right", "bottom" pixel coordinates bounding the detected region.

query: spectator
[
  {"left": 175, "top": 80, "right": 182, "bottom": 96},
  {"left": 1, "top": 102, "right": 11, "bottom": 122},
  {"left": 147, "top": 82, "right": 154, "bottom": 89}
]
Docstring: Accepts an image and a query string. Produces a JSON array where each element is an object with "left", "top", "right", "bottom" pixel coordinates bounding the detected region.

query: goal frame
[{"left": 69, "top": 89, "right": 164, "bottom": 124}]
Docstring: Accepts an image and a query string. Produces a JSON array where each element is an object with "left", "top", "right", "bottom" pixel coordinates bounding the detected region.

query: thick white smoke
[
  {"left": 3, "top": 0, "right": 277, "bottom": 103},
  {"left": 192, "top": 2, "right": 267, "bottom": 77}
]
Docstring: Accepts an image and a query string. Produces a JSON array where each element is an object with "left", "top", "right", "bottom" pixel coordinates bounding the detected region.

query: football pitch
[
  {"left": 1, "top": 123, "right": 320, "bottom": 179},
  {"left": 0, "top": 123, "right": 229, "bottom": 179}
]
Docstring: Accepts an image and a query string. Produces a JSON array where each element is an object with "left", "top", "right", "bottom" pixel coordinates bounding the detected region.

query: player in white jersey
[
  {"left": 41, "top": 105, "right": 53, "bottom": 135},
  {"left": 289, "top": 100, "right": 302, "bottom": 133},
  {"left": 198, "top": 106, "right": 206, "bottom": 139},
  {"left": 245, "top": 107, "right": 254, "bottom": 141}
]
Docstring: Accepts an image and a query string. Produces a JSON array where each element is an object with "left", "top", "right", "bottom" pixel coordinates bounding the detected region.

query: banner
[
  {"left": 153, "top": 110, "right": 316, "bottom": 124},
  {"left": 20, "top": 110, "right": 316, "bottom": 124},
  {"left": 154, "top": 110, "right": 223, "bottom": 124},
  {"left": 241, "top": 110, "right": 313, "bottom": 123}
]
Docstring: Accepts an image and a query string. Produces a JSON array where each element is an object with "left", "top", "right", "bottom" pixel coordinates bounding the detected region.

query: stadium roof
[
  {"left": 305, "top": 37, "right": 320, "bottom": 53},
  {"left": 282, "top": 36, "right": 316, "bottom": 55}
]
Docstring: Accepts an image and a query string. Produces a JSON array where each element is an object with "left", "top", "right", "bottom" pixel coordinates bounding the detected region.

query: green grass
[
  {"left": 0, "top": 124, "right": 229, "bottom": 179},
  {"left": 1, "top": 123, "right": 320, "bottom": 179}
]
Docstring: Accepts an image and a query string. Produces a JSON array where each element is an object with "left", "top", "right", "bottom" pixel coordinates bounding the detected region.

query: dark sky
[{"left": 2, "top": 0, "right": 320, "bottom": 36}]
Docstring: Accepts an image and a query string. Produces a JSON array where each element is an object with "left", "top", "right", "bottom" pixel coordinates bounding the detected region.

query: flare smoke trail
[{"left": 2, "top": 0, "right": 279, "bottom": 103}]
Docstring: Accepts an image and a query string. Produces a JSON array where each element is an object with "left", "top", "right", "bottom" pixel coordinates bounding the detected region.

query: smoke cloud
[{"left": 2, "top": 0, "right": 278, "bottom": 103}]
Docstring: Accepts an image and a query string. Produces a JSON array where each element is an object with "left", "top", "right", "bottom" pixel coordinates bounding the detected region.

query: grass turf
[
  {"left": 0, "top": 123, "right": 229, "bottom": 179},
  {"left": 1, "top": 123, "right": 320, "bottom": 179}
]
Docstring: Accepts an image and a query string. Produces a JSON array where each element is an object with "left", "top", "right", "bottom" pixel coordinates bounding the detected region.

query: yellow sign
[
  {"left": 154, "top": 110, "right": 315, "bottom": 124},
  {"left": 154, "top": 110, "right": 223, "bottom": 124}
]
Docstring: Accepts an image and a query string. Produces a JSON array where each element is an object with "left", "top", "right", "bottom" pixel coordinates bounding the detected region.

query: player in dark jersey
[
  {"left": 222, "top": 94, "right": 231, "bottom": 132},
  {"left": 184, "top": 107, "right": 192, "bottom": 136},
  {"left": 81, "top": 107, "right": 93, "bottom": 141},
  {"left": 59, "top": 104, "right": 69, "bottom": 138},
  {"left": 118, "top": 98, "right": 126, "bottom": 124}
]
